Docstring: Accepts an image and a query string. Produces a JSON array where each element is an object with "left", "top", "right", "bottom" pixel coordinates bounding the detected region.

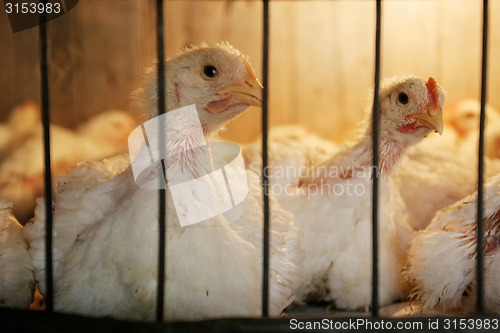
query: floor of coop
[
  {"left": 285, "top": 301, "right": 462, "bottom": 318},
  {"left": 29, "top": 284, "right": 460, "bottom": 318}
]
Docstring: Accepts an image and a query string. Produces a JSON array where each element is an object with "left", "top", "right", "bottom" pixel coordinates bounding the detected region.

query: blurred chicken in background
[
  {"left": 0, "top": 101, "right": 40, "bottom": 157},
  {"left": 0, "top": 105, "right": 137, "bottom": 223},
  {"left": 243, "top": 124, "right": 339, "bottom": 189},
  {"left": 418, "top": 99, "right": 500, "bottom": 159}
]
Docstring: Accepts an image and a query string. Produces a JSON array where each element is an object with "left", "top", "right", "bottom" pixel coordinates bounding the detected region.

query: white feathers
[
  {"left": 406, "top": 175, "right": 500, "bottom": 314},
  {"left": 392, "top": 147, "right": 478, "bottom": 230},
  {"left": 243, "top": 125, "right": 339, "bottom": 189},
  {"left": 0, "top": 200, "right": 34, "bottom": 309},
  {"left": 25, "top": 154, "right": 303, "bottom": 320}
]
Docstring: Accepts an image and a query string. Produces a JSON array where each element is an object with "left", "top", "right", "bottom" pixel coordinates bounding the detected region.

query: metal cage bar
[
  {"left": 261, "top": 0, "right": 271, "bottom": 318},
  {"left": 40, "top": 5, "right": 54, "bottom": 313},
  {"left": 156, "top": 0, "right": 167, "bottom": 322},
  {"left": 371, "top": 0, "right": 382, "bottom": 317},
  {"left": 476, "top": 0, "right": 489, "bottom": 314}
]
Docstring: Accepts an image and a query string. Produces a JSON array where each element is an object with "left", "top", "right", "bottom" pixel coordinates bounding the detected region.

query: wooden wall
[
  {"left": 1, "top": 0, "right": 499, "bottom": 144},
  {"left": 0, "top": 0, "right": 156, "bottom": 127}
]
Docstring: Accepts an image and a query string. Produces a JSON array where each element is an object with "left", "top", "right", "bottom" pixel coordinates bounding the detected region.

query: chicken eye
[
  {"left": 398, "top": 92, "right": 409, "bottom": 105},
  {"left": 203, "top": 65, "right": 218, "bottom": 79}
]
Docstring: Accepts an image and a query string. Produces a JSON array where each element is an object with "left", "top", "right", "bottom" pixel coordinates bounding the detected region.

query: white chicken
[
  {"left": 0, "top": 199, "right": 35, "bottom": 309},
  {"left": 0, "top": 110, "right": 136, "bottom": 223},
  {"left": 392, "top": 149, "right": 479, "bottom": 231},
  {"left": 405, "top": 174, "right": 500, "bottom": 314},
  {"left": 446, "top": 99, "right": 500, "bottom": 159},
  {"left": 245, "top": 76, "right": 445, "bottom": 311},
  {"left": 24, "top": 42, "right": 303, "bottom": 321}
]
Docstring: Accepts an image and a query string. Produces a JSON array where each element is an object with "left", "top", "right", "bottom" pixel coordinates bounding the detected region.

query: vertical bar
[
  {"left": 156, "top": 0, "right": 167, "bottom": 322},
  {"left": 40, "top": 4, "right": 54, "bottom": 313},
  {"left": 261, "top": 0, "right": 270, "bottom": 318},
  {"left": 476, "top": 0, "right": 488, "bottom": 314},
  {"left": 371, "top": 0, "right": 382, "bottom": 317}
]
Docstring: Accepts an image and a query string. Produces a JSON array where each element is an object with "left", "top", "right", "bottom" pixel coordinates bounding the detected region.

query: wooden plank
[
  {"left": 52, "top": 0, "right": 154, "bottom": 127},
  {"left": 0, "top": 9, "right": 40, "bottom": 122},
  {"left": 0, "top": 0, "right": 499, "bottom": 143},
  {"left": 164, "top": 0, "right": 262, "bottom": 144}
]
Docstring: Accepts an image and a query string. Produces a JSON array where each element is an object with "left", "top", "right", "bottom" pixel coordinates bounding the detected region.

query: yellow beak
[
  {"left": 408, "top": 106, "right": 444, "bottom": 135},
  {"left": 217, "top": 76, "right": 263, "bottom": 107}
]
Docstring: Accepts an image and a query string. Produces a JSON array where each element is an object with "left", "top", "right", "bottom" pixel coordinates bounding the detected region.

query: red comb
[{"left": 426, "top": 77, "right": 440, "bottom": 108}]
